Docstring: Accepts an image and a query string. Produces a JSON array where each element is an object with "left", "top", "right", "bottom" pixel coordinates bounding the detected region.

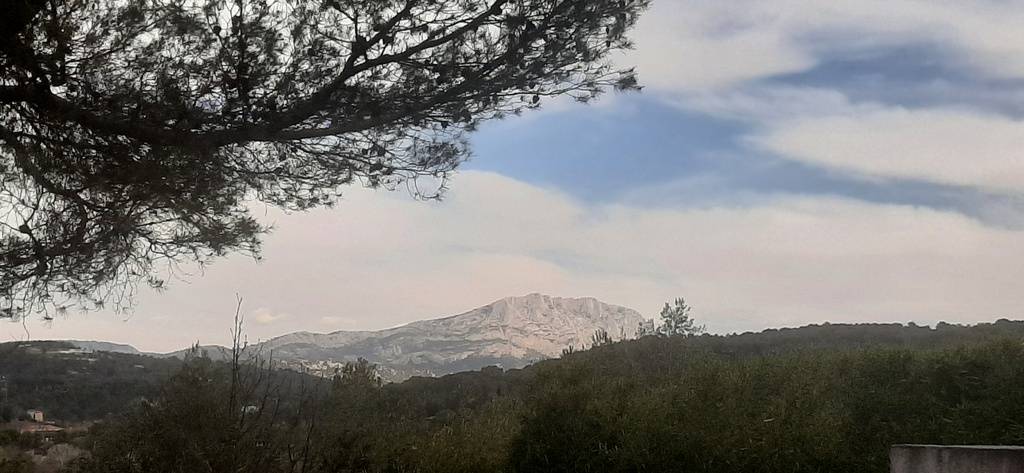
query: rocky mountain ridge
[
  {"left": 256, "top": 294, "right": 648, "bottom": 380},
  {"left": 69, "top": 294, "right": 648, "bottom": 382}
]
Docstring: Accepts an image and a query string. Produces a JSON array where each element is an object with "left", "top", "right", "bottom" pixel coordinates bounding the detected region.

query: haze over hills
[{"left": 68, "top": 294, "right": 650, "bottom": 381}]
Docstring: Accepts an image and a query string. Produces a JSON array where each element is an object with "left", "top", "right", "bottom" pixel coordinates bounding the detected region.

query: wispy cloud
[
  {"left": 251, "top": 308, "right": 290, "bottom": 325},
  {"left": 750, "top": 107, "right": 1024, "bottom": 194},
  {"left": 627, "top": 0, "right": 1024, "bottom": 94}
]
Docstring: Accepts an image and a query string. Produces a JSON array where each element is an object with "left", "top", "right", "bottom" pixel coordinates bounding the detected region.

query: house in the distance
[
  {"left": 26, "top": 409, "right": 44, "bottom": 423},
  {"left": 16, "top": 421, "right": 64, "bottom": 443}
]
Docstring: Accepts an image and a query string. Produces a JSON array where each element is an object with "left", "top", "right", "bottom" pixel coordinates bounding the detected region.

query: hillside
[
  {"left": 323, "top": 318, "right": 1024, "bottom": 473},
  {"left": 70, "top": 318, "right": 1024, "bottom": 473},
  {"left": 386, "top": 318, "right": 1024, "bottom": 415},
  {"left": 11, "top": 318, "right": 1024, "bottom": 428},
  {"left": 0, "top": 341, "right": 180, "bottom": 422},
  {"left": 0, "top": 341, "right": 324, "bottom": 424}
]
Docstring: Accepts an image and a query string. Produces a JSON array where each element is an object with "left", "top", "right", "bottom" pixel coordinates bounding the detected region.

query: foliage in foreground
[
  {"left": 0, "top": 0, "right": 648, "bottom": 319},
  {"left": 67, "top": 320, "right": 1024, "bottom": 472}
]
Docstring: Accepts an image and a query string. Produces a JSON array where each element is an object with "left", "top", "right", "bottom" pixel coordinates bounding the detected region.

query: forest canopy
[{"left": 36, "top": 319, "right": 1024, "bottom": 473}]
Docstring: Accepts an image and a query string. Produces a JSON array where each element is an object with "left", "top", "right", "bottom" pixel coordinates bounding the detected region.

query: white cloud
[
  {"left": 251, "top": 308, "right": 289, "bottom": 325},
  {"left": 625, "top": 2, "right": 813, "bottom": 92},
  {"left": 750, "top": 107, "right": 1024, "bottom": 193},
  {"left": 621, "top": 2, "right": 1024, "bottom": 196},
  {"left": 669, "top": 84, "right": 1024, "bottom": 196},
  {"left": 15, "top": 171, "right": 1024, "bottom": 351},
  {"left": 625, "top": 0, "right": 1024, "bottom": 93}
]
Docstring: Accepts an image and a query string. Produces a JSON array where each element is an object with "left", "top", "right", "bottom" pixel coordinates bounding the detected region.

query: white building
[{"left": 26, "top": 409, "right": 44, "bottom": 423}]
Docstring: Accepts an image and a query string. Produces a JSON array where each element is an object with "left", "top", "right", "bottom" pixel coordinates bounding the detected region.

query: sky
[{"left": 11, "top": 0, "right": 1024, "bottom": 351}]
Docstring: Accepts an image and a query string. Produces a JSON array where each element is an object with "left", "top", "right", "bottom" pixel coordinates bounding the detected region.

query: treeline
[
  {"left": 58, "top": 320, "right": 1024, "bottom": 473},
  {"left": 509, "top": 331, "right": 1024, "bottom": 472}
]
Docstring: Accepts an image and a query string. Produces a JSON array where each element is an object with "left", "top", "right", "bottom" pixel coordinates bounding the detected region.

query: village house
[{"left": 16, "top": 421, "right": 64, "bottom": 444}]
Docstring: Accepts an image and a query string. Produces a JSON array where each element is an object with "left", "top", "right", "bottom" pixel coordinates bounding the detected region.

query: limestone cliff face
[{"left": 257, "top": 294, "right": 647, "bottom": 381}]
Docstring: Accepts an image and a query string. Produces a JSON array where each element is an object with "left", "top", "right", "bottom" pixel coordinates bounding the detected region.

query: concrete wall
[{"left": 891, "top": 445, "right": 1024, "bottom": 473}]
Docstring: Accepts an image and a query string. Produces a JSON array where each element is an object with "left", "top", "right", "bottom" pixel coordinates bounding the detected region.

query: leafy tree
[
  {"left": 333, "top": 357, "right": 382, "bottom": 391},
  {"left": 511, "top": 384, "right": 620, "bottom": 473},
  {"left": 656, "top": 297, "right": 704, "bottom": 337},
  {"left": 40, "top": 443, "right": 85, "bottom": 472},
  {"left": 73, "top": 348, "right": 323, "bottom": 473},
  {"left": 635, "top": 319, "right": 655, "bottom": 337},
  {"left": 0, "top": 0, "right": 649, "bottom": 319}
]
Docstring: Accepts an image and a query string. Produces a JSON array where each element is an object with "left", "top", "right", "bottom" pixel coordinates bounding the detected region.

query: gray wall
[{"left": 891, "top": 445, "right": 1024, "bottom": 473}]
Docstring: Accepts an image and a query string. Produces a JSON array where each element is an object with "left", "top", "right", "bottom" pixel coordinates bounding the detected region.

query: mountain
[
  {"left": 254, "top": 294, "right": 648, "bottom": 381},
  {"left": 43, "top": 294, "right": 647, "bottom": 382}
]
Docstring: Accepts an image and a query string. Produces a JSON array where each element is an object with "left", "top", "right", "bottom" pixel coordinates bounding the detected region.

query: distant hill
[
  {"left": 0, "top": 340, "right": 321, "bottom": 424},
  {"left": 6, "top": 318, "right": 1024, "bottom": 427},
  {"left": 250, "top": 294, "right": 647, "bottom": 381},
  {"left": 66, "top": 340, "right": 142, "bottom": 355},
  {"left": 0, "top": 341, "right": 180, "bottom": 422}
]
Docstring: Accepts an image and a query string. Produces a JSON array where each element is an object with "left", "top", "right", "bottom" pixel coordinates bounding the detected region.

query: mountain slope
[{"left": 257, "top": 294, "right": 647, "bottom": 380}]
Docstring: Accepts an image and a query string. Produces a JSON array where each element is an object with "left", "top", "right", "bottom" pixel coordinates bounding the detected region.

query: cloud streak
[
  {"left": 620, "top": 1, "right": 1024, "bottom": 210},
  {"left": 251, "top": 308, "right": 290, "bottom": 325},
  {"left": 750, "top": 107, "right": 1024, "bottom": 194},
  {"left": 628, "top": 0, "right": 1024, "bottom": 93}
]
